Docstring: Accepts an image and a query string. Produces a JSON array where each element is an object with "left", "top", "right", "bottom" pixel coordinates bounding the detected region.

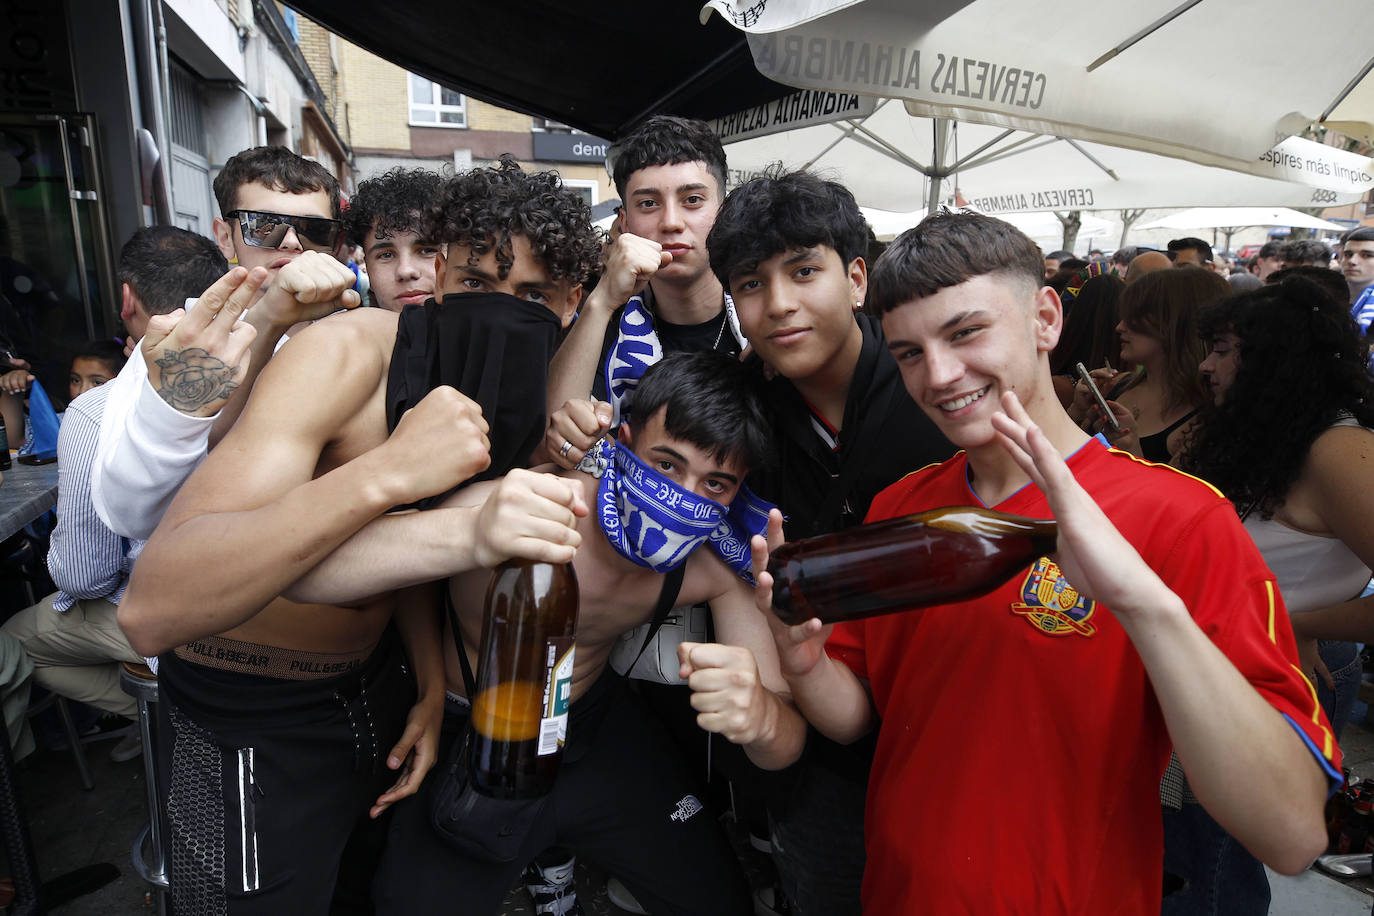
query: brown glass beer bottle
[
  {"left": 469, "top": 560, "right": 579, "bottom": 798},
  {"left": 767, "top": 507, "right": 1058, "bottom": 625}
]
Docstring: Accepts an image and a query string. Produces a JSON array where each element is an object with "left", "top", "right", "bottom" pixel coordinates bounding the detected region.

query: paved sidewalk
[{"left": 11, "top": 714, "right": 1374, "bottom": 914}]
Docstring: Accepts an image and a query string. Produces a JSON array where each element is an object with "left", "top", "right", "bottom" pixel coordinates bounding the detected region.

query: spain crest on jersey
[{"left": 1010, "top": 557, "right": 1096, "bottom": 637}]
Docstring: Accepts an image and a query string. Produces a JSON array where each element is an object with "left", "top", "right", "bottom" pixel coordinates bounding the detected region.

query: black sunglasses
[{"left": 226, "top": 209, "right": 341, "bottom": 251}]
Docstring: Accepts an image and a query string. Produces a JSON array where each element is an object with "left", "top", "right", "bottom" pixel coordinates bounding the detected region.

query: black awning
[{"left": 287, "top": 0, "right": 792, "bottom": 139}]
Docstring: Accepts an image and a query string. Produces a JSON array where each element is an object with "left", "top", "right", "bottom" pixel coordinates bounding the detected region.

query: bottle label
[{"left": 537, "top": 637, "right": 575, "bottom": 757}]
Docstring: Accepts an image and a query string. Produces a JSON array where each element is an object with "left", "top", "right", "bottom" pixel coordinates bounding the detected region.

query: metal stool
[{"left": 120, "top": 661, "right": 167, "bottom": 915}]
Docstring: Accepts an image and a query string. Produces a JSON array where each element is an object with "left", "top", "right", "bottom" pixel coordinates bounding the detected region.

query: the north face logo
[{"left": 669, "top": 795, "right": 703, "bottom": 823}]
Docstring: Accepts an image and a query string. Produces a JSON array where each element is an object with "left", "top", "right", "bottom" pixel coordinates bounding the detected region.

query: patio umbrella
[
  {"left": 1133, "top": 208, "right": 1350, "bottom": 232},
  {"left": 721, "top": 98, "right": 1366, "bottom": 213},
  {"left": 861, "top": 206, "right": 1113, "bottom": 248},
  {"left": 705, "top": 0, "right": 1374, "bottom": 177}
]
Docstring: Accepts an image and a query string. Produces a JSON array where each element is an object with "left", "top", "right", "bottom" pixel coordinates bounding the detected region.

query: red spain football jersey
[{"left": 827, "top": 436, "right": 1340, "bottom": 914}]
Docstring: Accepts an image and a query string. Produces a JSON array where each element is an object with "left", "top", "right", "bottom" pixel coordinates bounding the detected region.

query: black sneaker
[{"left": 523, "top": 856, "right": 583, "bottom": 916}]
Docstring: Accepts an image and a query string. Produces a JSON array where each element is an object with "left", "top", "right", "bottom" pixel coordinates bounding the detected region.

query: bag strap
[
  {"left": 628, "top": 563, "right": 686, "bottom": 671},
  {"left": 443, "top": 585, "right": 477, "bottom": 698},
  {"left": 446, "top": 561, "right": 686, "bottom": 691}
]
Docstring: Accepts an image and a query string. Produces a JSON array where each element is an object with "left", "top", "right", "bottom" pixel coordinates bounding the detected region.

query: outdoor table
[
  {"left": 0, "top": 460, "right": 59, "bottom": 542},
  {"left": 0, "top": 457, "right": 117, "bottom": 913}
]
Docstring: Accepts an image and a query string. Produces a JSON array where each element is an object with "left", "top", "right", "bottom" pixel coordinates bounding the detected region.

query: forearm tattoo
[{"left": 154, "top": 347, "right": 240, "bottom": 413}]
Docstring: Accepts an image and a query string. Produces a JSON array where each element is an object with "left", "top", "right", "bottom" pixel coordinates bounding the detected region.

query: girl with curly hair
[
  {"left": 1177, "top": 275, "right": 1374, "bottom": 737},
  {"left": 1075, "top": 268, "right": 1227, "bottom": 462},
  {"left": 1161, "top": 276, "right": 1374, "bottom": 915}
]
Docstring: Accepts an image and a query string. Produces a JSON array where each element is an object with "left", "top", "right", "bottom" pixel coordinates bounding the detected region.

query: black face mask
[{"left": 386, "top": 292, "right": 561, "bottom": 504}]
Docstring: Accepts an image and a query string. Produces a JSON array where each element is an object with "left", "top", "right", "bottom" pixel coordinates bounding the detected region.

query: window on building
[
  {"left": 281, "top": 7, "right": 300, "bottom": 42},
  {"left": 560, "top": 178, "right": 598, "bottom": 207},
  {"left": 532, "top": 117, "right": 574, "bottom": 133},
  {"left": 409, "top": 74, "right": 466, "bottom": 128}
]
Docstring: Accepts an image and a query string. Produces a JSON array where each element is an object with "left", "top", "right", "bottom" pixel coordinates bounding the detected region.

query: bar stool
[{"left": 120, "top": 661, "right": 167, "bottom": 915}]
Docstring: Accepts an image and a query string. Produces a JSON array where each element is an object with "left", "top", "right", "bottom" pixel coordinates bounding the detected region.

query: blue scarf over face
[{"left": 579, "top": 439, "right": 773, "bottom": 583}]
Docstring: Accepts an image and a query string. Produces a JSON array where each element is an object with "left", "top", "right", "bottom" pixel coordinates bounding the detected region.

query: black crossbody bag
[{"left": 428, "top": 566, "right": 684, "bottom": 862}]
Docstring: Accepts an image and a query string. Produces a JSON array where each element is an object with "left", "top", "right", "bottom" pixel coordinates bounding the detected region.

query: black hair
[
  {"left": 1258, "top": 240, "right": 1285, "bottom": 259},
  {"left": 867, "top": 210, "right": 1044, "bottom": 317},
  {"left": 343, "top": 167, "right": 444, "bottom": 248},
  {"left": 1045, "top": 250, "right": 1074, "bottom": 262},
  {"left": 1176, "top": 276, "right": 1374, "bottom": 518},
  {"left": 1268, "top": 265, "right": 1350, "bottom": 308},
  {"left": 609, "top": 115, "right": 728, "bottom": 201},
  {"left": 213, "top": 146, "right": 342, "bottom": 218},
  {"left": 1280, "top": 239, "right": 1332, "bottom": 267},
  {"left": 423, "top": 155, "right": 602, "bottom": 284},
  {"left": 1057, "top": 257, "right": 1089, "bottom": 272},
  {"left": 1046, "top": 267, "right": 1078, "bottom": 296},
  {"left": 71, "top": 339, "right": 127, "bottom": 377},
  {"left": 1168, "top": 236, "right": 1214, "bottom": 263},
  {"left": 1343, "top": 226, "right": 1374, "bottom": 245},
  {"left": 627, "top": 351, "right": 771, "bottom": 473},
  {"left": 1050, "top": 274, "right": 1124, "bottom": 377},
  {"left": 118, "top": 226, "right": 229, "bottom": 316},
  {"left": 707, "top": 168, "right": 869, "bottom": 290}
]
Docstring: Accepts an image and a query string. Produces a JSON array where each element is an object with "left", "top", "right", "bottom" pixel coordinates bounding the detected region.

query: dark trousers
[
  {"left": 374, "top": 671, "right": 751, "bottom": 916},
  {"left": 157, "top": 633, "right": 413, "bottom": 916},
  {"left": 767, "top": 735, "right": 870, "bottom": 916},
  {"left": 1161, "top": 801, "right": 1270, "bottom": 916}
]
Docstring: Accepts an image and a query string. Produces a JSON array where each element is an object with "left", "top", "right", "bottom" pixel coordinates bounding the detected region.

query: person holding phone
[{"left": 1073, "top": 269, "right": 1226, "bottom": 463}]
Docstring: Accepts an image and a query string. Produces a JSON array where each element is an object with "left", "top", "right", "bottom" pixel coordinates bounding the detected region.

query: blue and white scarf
[
  {"left": 602, "top": 291, "right": 745, "bottom": 428},
  {"left": 579, "top": 439, "right": 772, "bottom": 583},
  {"left": 1353, "top": 284, "right": 1374, "bottom": 336}
]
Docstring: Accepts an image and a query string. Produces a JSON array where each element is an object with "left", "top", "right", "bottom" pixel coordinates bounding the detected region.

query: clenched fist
[
  {"left": 381, "top": 386, "right": 491, "bottom": 504},
  {"left": 259, "top": 249, "right": 363, "bottom": 327}
]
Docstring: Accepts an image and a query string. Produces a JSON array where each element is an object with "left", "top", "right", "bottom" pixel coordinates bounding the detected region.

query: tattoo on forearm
[{"left": 154, "top": 347, "right": 240, "bottom": 413}]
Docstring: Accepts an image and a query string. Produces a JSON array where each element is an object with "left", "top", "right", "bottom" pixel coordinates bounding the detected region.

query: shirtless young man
[
  {"left": 118, "top": 157, "right": 602, "bottom": 916},
  {"left": 374, "top": 351, "right": 790, "bottom": 916}
]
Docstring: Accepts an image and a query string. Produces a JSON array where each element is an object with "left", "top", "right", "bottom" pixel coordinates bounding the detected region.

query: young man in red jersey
[{"left": 713, "top": 210, "right": 1338, "bottom": 912}]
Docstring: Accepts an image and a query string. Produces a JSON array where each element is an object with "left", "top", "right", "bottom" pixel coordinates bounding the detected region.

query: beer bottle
[
  {"left": 767, "top": 506, "right": 1058, "bottom": 626},
  {"left": 468, "top": 560, "right": 579, "bottom": 799}
]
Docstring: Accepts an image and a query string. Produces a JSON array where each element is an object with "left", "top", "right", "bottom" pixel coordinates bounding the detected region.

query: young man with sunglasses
[{"left": 90, "top": 146, "right": 361, "bottom": 541}]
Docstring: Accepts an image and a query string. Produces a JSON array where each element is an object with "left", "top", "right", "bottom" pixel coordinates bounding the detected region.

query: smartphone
[{"left": 1075, "top": 362, "right": 1122, "bottom": 433}]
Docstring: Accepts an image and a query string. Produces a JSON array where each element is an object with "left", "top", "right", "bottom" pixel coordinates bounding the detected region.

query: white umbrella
[
  {"left": 1134, "top": 207, "right": 1350, "bottom": 232},
  {"left": 703, "top": 0, "right": 1374, "bottom": 184},
  {"left": 722, "top": 98, "right": 1365, "bottom": 213},
  {"left": 860, "top": 206, "right": 1113, "bottom": 251}
]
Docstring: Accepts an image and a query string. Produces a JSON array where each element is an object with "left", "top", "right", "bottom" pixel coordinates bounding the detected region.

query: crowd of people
[{"left": 0, "top": 113, "right": 1370, "bottom": 916}]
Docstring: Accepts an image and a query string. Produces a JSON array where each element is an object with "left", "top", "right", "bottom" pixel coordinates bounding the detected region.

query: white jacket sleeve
[{"left": 90, "top": 337, "right": 213, "bottom": 540}]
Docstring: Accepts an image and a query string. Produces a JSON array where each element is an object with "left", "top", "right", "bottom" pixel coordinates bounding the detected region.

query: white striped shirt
[{"left": 47, "top": 383, "right": 139, "bottom": 611}]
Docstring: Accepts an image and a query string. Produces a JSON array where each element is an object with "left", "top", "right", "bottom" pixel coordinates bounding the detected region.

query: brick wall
[
  {"left": 467, "top": 99, "right": 532, "bottom": 134},
  {"left": 295, "top": 18, "right": 340, "bottom": 128},
  {"left": 337, "top": 38, "right": 411, "bottom": 152}
]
